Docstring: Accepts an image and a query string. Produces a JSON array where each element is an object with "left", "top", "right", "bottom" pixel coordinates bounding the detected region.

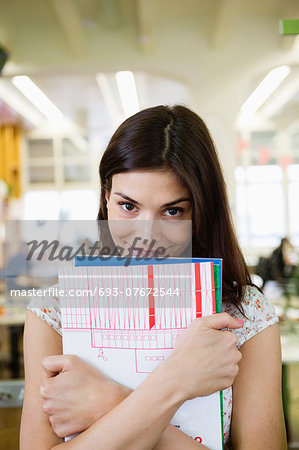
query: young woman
[{"left": 20, "top": 105, "right": 287, "bottom": 449}]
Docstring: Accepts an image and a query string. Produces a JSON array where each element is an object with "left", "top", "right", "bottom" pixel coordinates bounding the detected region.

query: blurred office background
[{"left": 0, "top": 0, "right": 299, "bottom": 448}]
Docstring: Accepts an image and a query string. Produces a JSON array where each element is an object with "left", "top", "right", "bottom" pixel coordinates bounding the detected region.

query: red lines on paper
[
  {"left": 195, "top": 263, "right": 202, "bottom": 318},
  {"left": 148, "top": 265, "right": 155, "bottom": 329}
]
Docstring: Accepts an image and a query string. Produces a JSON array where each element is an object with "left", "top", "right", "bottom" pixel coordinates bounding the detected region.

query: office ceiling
[{"left": 0, "top": 0, "right": 299, "bottom": 138}]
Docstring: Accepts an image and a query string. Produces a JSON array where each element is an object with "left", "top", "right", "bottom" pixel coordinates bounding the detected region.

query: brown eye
[
  {"left": 164, "top": 208, "right": 184, "bottom": 217},
  {"left": 118, "top": 202, "right": 137, "bottom": 212}
]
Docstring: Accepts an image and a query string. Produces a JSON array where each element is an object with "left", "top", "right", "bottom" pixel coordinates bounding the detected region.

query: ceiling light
[
  {"left": 95, "top": 73, "right": 123, "bottom": 125},
  {"left": 12, "top": 75, "right": 64, "bottom": 121},
  {"left": 240, "top": 65, "right": 291, "bottom": 115},
  {"left": 0, "top": 79, "right": 43, "bottom": 127},
  {"left": 115, "top": 71, "right": 140, "bottom": 117}
]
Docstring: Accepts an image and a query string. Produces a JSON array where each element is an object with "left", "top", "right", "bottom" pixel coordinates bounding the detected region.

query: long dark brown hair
[{"left": 97, "top": 104, "right": 253, "bottom": 307}]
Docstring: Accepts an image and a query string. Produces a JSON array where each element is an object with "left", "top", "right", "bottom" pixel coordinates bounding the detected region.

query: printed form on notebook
[{"left": 58, "top": 257, "right": 224, "bottom": 449}]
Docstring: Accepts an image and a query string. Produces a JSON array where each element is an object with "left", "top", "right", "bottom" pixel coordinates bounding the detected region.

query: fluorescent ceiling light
[
  {"left": 0, "top": 79, "right": 43, "bottom": 127},
  {"left": 241, "top": 65, "right": 291, "bottom": 115},
  {"left": 12, "top": 75, "right": 64, "bottom": 121},
  {"left": 96, "top": 73, "right": 123, "bottom": 125},
  {"left": 115, "top": 71, "right": 140, "bottom": 117},
  {"left": 260, "top": 74, "right": 299, "bottom": 119}
]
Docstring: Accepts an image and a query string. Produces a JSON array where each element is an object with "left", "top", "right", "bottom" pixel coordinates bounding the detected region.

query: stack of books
[{"left": 59, "top": 257, "right": 224, "bottom": 449}]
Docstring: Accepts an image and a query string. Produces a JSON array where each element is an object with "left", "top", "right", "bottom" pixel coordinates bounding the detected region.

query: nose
[{"left": 132, "top": 219, "right": 162, "bottom": 248}]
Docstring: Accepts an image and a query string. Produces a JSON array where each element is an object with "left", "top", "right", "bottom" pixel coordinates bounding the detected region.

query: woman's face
[{"left": 105, "top": 169, "right": 193, "bottom": 257}]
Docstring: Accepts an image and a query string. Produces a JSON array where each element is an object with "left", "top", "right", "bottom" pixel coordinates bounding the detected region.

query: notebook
[{"left": 59, "top": 257, "right": 224, "bottom": 449}]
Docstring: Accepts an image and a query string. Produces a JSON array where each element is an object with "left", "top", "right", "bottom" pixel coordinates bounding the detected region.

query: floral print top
[{"left": 27, "top": 284, "right": 278, "bottom": 445}]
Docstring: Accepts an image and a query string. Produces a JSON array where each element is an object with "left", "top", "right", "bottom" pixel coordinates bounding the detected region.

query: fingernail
[{"left": 236, "top": 319, "right": 244, "bottom": 325}]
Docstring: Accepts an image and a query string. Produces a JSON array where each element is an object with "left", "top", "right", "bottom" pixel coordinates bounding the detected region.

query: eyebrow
[{"left": 113, "top": 192, "right": 191, "bottom": 208}]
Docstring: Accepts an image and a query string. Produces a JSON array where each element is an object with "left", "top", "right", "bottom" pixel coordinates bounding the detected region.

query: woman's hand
[
  {"left": 39, "top": 313, "right": 242, "bottom": 439},
  {"left": 40, "top": 354, "right": 131, "bottom": 438},
  {"left": 163, "top": 312, "right": 243, "bottom": 401}
]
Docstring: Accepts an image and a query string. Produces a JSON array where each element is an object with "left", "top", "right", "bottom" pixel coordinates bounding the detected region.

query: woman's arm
[
  {"left": 20, "top": 310, "right": 64, "bottom": 449},
  {"left": 50, "top": 312, "right": 241, "bottom": 450},
  {"left": 21, "top": 310, "right": 242, "bottom": 450},
  {"left": 51, "top": 360, "right": 192, "bottom": 450},
  {"left": 230, "top": 323, "right": 287, "bottom": 450},
  {"left": 41, "top": 355, "right": 209, "bottom": 449},
  {"left": 20, "top": 311, "right": 205, "bottom": 450}
]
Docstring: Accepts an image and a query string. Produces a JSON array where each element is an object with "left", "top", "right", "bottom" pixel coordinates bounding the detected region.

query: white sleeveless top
[{"left": 28, "top": 285, "right": 278, "bottom": 445}]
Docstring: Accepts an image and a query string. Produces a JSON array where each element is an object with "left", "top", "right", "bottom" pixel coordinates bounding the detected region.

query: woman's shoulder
[
  {"left": 222, "top": 285, "right": 279, "bottom": 348},
  {"left": 27, "top": 283, "right": 62, "bottom": 336}
]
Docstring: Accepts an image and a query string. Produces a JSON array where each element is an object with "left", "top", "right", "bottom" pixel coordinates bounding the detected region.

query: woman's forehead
[{"left": 111, "top": 170, "right": 190, "bottom": 200}]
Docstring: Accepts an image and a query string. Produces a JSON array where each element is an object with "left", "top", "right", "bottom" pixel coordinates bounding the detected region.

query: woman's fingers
[
  {"left": 164, "top": 312, "right": 244, "bottom": 400},
  {"left": 201, "top": 312, "right": 244, "bottom": 330},
  {"left": 42, "top": 354, "right": 79, "bottom": 377},
  {"left": 40, "top": 353, "right": 131, "bottom": 435},
  {"left": 40, "top": 355, "right": 79, "bottom": 398}
]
